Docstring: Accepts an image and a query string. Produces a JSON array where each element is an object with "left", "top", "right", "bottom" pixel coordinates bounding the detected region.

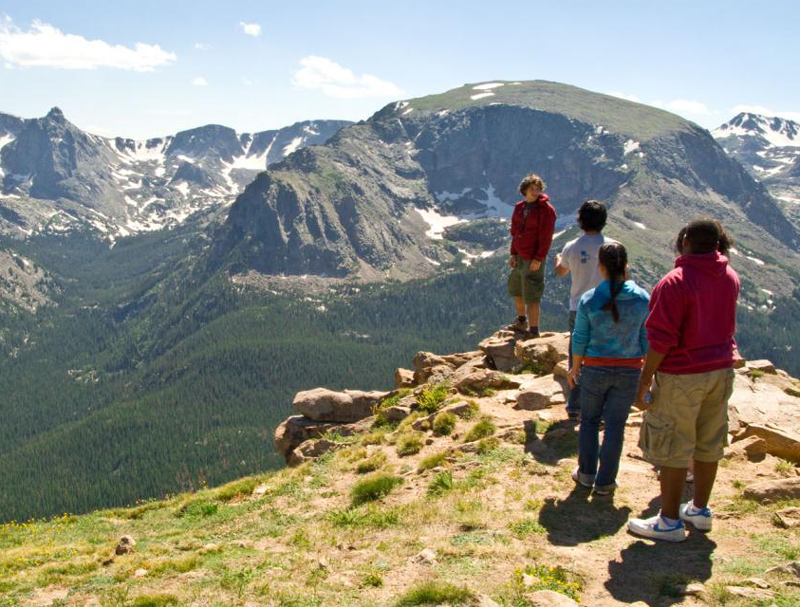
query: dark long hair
[
  {"left": 599, "top": 242, "right": 628, "bottom": 323},
  {"left": 675, "top": 219, "right": 733, "bottom": 256}
]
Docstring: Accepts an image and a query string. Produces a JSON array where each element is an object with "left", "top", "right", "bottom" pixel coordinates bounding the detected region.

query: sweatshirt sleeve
[
  {"left": 645, "top": 275, "right": 685, "bottom": 355},
  {"left": 509, "top": 207, "right": 518, "bottom": 256},
  {"left": 534, "top": 205, "right": 556, "bottom": 261},
  {"left": 571, "top": 297, "right": 591, "bottom": 356}
]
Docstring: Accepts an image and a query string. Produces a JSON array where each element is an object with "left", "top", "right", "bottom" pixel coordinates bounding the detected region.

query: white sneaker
[
  {"left": 680, "top": 502, "right": 712, "bottom": 531},
  {"left": 628, "top": 515, "right": 687, "bottom": 542},
  {"left": 572, "top": 467, "right": 594, "bottom": 489}
]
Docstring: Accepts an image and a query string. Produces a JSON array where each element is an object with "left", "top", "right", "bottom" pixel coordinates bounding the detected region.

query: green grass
[
  {"left": 130, "top": 595, "right": 179, "bottom": 607},
  {"left": 506, "top": 564, "right": 582, "bottom": 602},
  {"left": 361, "top": 431, "right": 386, "bottom": 446},
  {"left": 418, "top": 452, "right": 448, "bottom": 472},
  {"left": 396, "top": 432, "right": 424, "bottom": 457},
  {"left": 416, "top": 383, "right": 451, "bottom": 414},
  {"left": 460, "top": 401, "right": 480, "bottom": 420},
  {"left": 776, "top": 459, "right": 794, "bottom": 474},
  {"left": 395, "top": 581, "right": 475, "bottom": 606},
  {"left": 356, "top": 451, "right": 387, "bottom": 474},
  {"left": 508, "top": 518, "right": 546, "bottom": 539},
  {"left": 428, "top": 471, "right": 455, "bottom": 497},
  {"left": 327, "top": 505, "right": 400, "bottom": 529},
  {"left": 351, "top": 473, "right": 404, "bottom": 506},
  {"left": 463, "top": 417, "right": 496, "bottom": 443},
  {"left": 432, "top": 411, "right": 457, "bottom": 436}
]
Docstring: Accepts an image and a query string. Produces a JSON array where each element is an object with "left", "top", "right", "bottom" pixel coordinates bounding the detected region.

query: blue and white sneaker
[
  {"left": 627, "top": 514, "right": 687, "bottom": 542},
  {"left": 680, "top": 502, "right": 713, "bottom": 531}
]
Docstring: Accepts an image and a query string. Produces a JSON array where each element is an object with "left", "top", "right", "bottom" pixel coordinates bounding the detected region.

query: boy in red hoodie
[
  {"left": 507, "top": 173, "right": 557, "bottom": 337},
  {"left": 628, "top": 219, "right": 740, "bottom": 542}
]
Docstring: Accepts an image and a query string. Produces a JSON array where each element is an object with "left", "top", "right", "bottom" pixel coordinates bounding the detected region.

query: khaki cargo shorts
[
  {"left": 638, "top": 368, "right": 734, "bottom": 468},
  {"left": 508, "top": 256, "right": 545, "bottom": 303}
]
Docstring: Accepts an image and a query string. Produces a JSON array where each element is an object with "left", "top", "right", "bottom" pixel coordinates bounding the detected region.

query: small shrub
[
  {"left": 357, "top": 451, "right": 387, "bottom": 474},
  {"left": 396, "top": 432, "right": 424, "bottom": 457},
  {"left": 329, "top": 506, "right": 399, "bottom": 529},
  {"left": 476, "top": 437, "right": 500, "bottom": 454},
  {"left": 347, "top": 448, "right": 368, "bottom": 462},
  {"left": 416, "top": 383, "right": 451, "bottom": 414},
  {"left": 460, "top": 400, "right": 480, "bottom": 420},
  {"left": 418, "top": 451, "right": 447, "bottom": 472},
  {"left": 463, "top": 417, "right": 496, "bottom": 443},
  {"left": 214, "top": 478, "right": 260, "bottom": 501},
  {"left": 428, "top": 471, "right": 455, "bottom": 497},
  {"left": 395, "top": 581, "right": 474, "bottom": 606},
  {"left": 130, "top": 595, "right": 179, "bottom": 607},
  {"left": 362, "top": 572, "right": 384, "bottom": 587},
  {"left": 320, "top": 429, "right": 357, "bottom": 444},
  {"left": 351, "top": 473, "right": 404, "bottom": 506},
  {"left": 379, "top": 388, "right": 411, "bottom": 411},
  {"left": 177, "top": 499, "right": 218, "bottom": 518},
  {"left": 361, "top": 432, "right": 385, "bottom": 446},
  {"left": 776, "top": 459, "right": 794, "bottom": 474},
  {"left": 507, "top": 564, "right": 582, "bottom": 602},
  {"left": 747, "top": 369, "right": 765, "bottom": 379},
  {"left": 397, "top": 411, "right": 424, "bottom": 433},
  {"left": 432, "top": 411, "right": 457, "bottom": 436}
]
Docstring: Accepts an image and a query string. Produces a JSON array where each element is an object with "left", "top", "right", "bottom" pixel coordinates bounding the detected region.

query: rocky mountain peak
[
  {"left": 715, "top": 112, "right": 800, "bottom": 148},
  {"left": 45, "top": 106, "right": 66, "bottom": 122}
]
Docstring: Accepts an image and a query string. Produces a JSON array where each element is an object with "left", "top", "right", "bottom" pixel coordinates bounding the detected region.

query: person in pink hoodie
[{"left": 628, "top": 219, "right": 740, "bottom": 542}]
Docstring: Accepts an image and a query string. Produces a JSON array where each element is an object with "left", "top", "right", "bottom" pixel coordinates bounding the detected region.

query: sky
[{"left": 0, "top": 0, "right": 798, "bottom": 139}]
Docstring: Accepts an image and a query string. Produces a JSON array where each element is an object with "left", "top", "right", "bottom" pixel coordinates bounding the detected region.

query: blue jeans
[
  {"left": 567, "top": 311, "right": 580, "bottom": 414},
  {"left": 578, "top": 365, "right": 640, "bottom": 487}
]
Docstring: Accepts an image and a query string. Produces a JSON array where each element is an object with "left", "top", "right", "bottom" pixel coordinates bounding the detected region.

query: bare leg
[
  {"left": 691, "top": 460, "right": 718, "bottom": 509},
  {"left": 526, "top": 302, "right": 540, "bottom": 329},
  {"left": 659, "top": 466, "right": 688, "bottom": 520},
  {"left": 514, "top": 297, "right": 526, "bottom": 318}
]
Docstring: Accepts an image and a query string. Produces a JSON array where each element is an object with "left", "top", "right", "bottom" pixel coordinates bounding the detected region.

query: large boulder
[
  {"left": 728, "top": 373, "right": 800, "bottom": 446},
  {"left": 514, "top": 376, "right": 566, "bottom": 411},
  {"left": 454, "top": 368, "right": 522, "bottom": 394},
  {"left": 479, "top": 331, "right": 522, "bottom": 372},
  {"left": 743, "top": 477, "right": 800, "bottom": 503},
  {"left": 293, "top": 388, "right": 387, "bottom": 422},
  {"left": 395, "top": 368, "right": 416, "bottom": 388},
  {"left": 733, "top": 424, "right": 800, "bottom": 463},
  {"left": 287, "top": 438, "right": 343, "bottom": 467},
  {"left": 274, "top": 416, "right": 356, "bottom": 460},
  {"left": 514, "top": 333, "right": 569, "bottom": 375}
]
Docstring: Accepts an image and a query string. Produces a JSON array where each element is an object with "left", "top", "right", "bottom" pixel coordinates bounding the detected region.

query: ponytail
[{"left": 598, "top": 243, "right": 628, "bottom": 323}]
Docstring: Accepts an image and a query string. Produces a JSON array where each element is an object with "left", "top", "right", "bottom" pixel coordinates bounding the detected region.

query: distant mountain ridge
[
  {"left": 0, "top": 108, "right": 351, "bottom": 240},
  {"left": 713, "top": 112, "right": 800, "bottom": 227}
]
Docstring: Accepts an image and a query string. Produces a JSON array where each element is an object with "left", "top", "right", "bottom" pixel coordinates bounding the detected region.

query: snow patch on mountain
[
  {"left": 473, "top": 82, "right": 504, "bottom": 91},
  {"left": 415, "top": 207, "right": 464, "bottom": 239},
  {"left": 470, "top": 92, "right": 495, "bottom": 101}
]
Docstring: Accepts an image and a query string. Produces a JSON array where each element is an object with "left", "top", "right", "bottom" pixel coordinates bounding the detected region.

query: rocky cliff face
[{"left": 0, "top": 109, "right": 350, "bottom": 241}]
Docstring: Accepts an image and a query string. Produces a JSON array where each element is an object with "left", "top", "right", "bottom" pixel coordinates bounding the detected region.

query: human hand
[
  {"left": 509, "top": 256, "right": 517, "bottom": 268},
  {"left": 567, "top": 366, "right": 580, "bottom": 389},
  {"left": 529, "top": 259, "right": 542, "bottom": 272},
  {"left": 634, "top": 380, "right": 652, "bottom": 410}
]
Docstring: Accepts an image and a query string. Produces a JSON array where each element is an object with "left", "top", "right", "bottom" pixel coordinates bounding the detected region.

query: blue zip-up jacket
[{"left": 572, "top": 279, "right": 650, "bottom": 359}]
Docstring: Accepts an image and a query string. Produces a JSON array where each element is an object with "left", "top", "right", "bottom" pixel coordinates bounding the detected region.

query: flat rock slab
[
  {"left": 293, "top": 388, "right": 387, "bottom": 422},
  {"left": 743, "top": 477, "right": 800, "bottom": 503}
]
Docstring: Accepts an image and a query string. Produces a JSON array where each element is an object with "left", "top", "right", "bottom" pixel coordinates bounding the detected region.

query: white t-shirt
[{"left": 560, "top": 233, "right": 616, "bottom": 311}]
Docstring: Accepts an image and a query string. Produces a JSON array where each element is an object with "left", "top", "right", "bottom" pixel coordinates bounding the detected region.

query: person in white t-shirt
[{"left": 554, "top": 200, "right": 616, "bottom": 420}]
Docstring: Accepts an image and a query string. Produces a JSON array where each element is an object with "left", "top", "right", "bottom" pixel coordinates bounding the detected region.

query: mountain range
[{"left": 1, "top": 80, "right": 799, "bottom": 522}]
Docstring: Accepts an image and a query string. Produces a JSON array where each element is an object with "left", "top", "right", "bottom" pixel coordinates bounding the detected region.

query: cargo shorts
[
  {"left": 638, "top": 368, "right": 735, "bottom": 468},
  {"left": 508, "top": 256, "right": 545, "bottom": 303}
]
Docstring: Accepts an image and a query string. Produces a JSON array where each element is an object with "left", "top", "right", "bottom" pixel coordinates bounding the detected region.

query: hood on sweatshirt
[{"left": 675, "top": 251, "right": 729, "bottom": 277}]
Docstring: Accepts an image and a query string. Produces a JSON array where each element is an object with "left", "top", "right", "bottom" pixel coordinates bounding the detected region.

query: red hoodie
[
  {"left": 646, "top": 252, "right": 740, "bottom": 374},
  {"left": 509, "top": 194, "right": 557, "bottom": 262}
]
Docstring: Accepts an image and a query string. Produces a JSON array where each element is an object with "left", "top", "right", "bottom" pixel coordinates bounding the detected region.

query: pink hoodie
[{"left": 646, "top": 252, "right": 740, "bottom": 374}]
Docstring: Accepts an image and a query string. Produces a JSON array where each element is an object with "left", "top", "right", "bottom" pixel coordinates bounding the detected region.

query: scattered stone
[
  {"left": 133, "top": 568, "right": 148, "bottom": 578},
  {"left": 747, "top": 578, "right": 770, "bottom": 589},
  {"left": 476, "top": 595, "right": 501, "bottom": 607},
  {"left": 442, "top": 351, "right": 484, "bottom": 368},
  {"left": 395, "top": 368, "right": 416, "bottom": 388},
  {"left": 479, "top": 331, "right": 522, "bottom": 372},
  {"left": 383, "top": 405, "right": 412, "bottom": 422},
  {"left": 743, "top": 477, "right": 800, "bottom": 503},
  {"left": 252, "top": 484, "right": 269, "bottom": 497},
  {"left": 734, "top": 424, "right": 800, "bottom": 463},
  {"left": 773, "top": 507, "right": 800, "bottom": 529},
  {"left": 293, "top": 388, "right": 386, "bottom": 423},
  {"left": 454, "top": 368, "right": 521, "bottom": 394},
  {"left": 199, "top": 543, "right": 220, "bottom": 554},
  {"left": 677, "top": 582, "right": 705, "bottom": 596},
  {"left": 748, "top": 360, "right": 777, "bottom": 374},
  {"left": 528, "top": 590, "right": 579, "bottom": 606},
  {"left": 725, "top": 435, "right": 769, "bottom": 461},
  {"left": 411, "top": 401, "right": 476, "bottom": 431},
  {"left": 115, "top": 535, "right": 136, "bottom": 555},
  {"left": 514, "top": 333, "right": 569, "bottom": 375},
  {"left": 514, "top": 377, "right": 566, "bottom": 411},
  {"left": 410, "top": 548, "right": 437, "bottom": 564},
  {"left": 101, "top": 557, "right": 115, "bottom": 566},
  {"left": 553, "top": 360, "right": 569, "bottom": 380},
  {"left": 274, "top": 415, "right": 356, "bottom": 460},
  {"left": 725, "top": 586, "right": 776, "bottom": 600},
  {"left": 767, "top": 561, "right": 800, "bottom": 578},
  {"left": 413, "top": 352, "right": 455, "bottom": 383},
  {"left": 783, "top": 580, "right": 800, "bottom": 588},
  {"left": 288, "top": 438, "right": 343, "bottom": 467}
]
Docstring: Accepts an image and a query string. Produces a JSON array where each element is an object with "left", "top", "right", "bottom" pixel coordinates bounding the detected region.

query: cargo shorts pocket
[{"left": 639, "top": 410, "right": 675, "bottom": 462}]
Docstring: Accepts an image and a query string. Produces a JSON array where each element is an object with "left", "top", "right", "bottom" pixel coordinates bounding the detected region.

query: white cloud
[
  {"left": 193, "top": 42, "right": 211, "bottom": 51},
  {"left": 191, "top": 76, "right": 208, "bottom": 86},
  {"left": 0, "top": 17, "right": 175, "bottom": 71},
  {"left": 239, "top": 22, "right": 261, "bottom": 37},
  {"left": 652, "top": 98, "right": 713, "bottom": 116},
  {"left": 730, "top": 104, "right": 800, "bottom": 123},
  {"left": 608, "top": 91, "right": 641, "bottom": 103},
  {"left": 292, "top": 56, "right": 403, "bottom": 99}
]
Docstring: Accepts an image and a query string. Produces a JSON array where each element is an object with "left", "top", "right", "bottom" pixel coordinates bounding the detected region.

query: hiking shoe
[
  {"left": 505, "top": 318, "right": 528, "bottom": 332},
  {"left": 686, "top": 471, "right": 695, "bottom": 484},
  {"left": 567, "top": 410, "right": 580, "bottom": 421},
  {"left": 572, "top": 467, "right": 594, "bottom": 489},
  {"left": 593, "top": 482, "right": 617, "bottom": 496},
  {"left": 525, "top": 329, "right": 541, "bottom": 339},
  {"left": 680, "top": 502, "right": 712, "bottom": 531},
  {"left": 627, "top": 515, "right": 687, "bottom": 542}
]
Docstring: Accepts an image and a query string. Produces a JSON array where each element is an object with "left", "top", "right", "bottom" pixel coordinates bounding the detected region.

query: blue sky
[{"left": 1, "top": 0, "right": 798, "bottom": 139}]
